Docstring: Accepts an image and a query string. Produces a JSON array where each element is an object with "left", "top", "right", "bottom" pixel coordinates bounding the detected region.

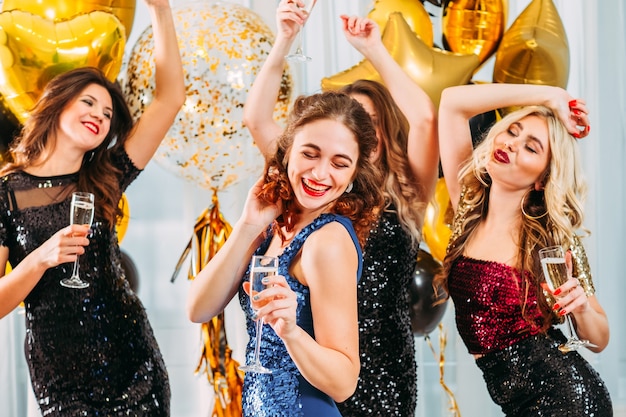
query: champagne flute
[
  {"left": 239, "top": 255, "right": 278, "bottom": 373},
  {"left": 285, "top": 0, "right": 318, "bottom": 63},
  {"left": 60, "top": 192, "right": 95, "bottom": 289},
  {"left": 539, "top": 245, "right": 596, "bottom": 352}
]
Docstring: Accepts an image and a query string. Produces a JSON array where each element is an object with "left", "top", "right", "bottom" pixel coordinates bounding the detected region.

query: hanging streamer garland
[
  {"left": 424, "top": 323, "right": 462, "bottom": 416},
  {"left": 171, "top": 192, "right": 242, "bottom": 417}
]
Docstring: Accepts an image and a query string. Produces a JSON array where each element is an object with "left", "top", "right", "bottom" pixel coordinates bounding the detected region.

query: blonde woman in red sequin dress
[
  {"left": 435, "top": 83, "right": 612, "bottom": 416},
  {"left": 0, "top": 0, "right": 185, "bottom": 415}
]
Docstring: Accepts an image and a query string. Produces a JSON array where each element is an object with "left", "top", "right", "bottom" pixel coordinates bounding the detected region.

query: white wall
[{"left": 1, "top": 1, "right": 624, "bottom": 416}]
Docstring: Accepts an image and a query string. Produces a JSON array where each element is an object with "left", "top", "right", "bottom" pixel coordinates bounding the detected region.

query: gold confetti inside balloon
[
  {"left": 1, "top": 0, "right": 136, "bottom": 38},
  {"left": 0, "top": 10, "right": 125, "bottom": 122},
  {"left": 492, "top": 0, "right": 569, "bottom": 87},
  {"left": 322, "top": 12, "right": 480, "bottom": 108},
  {"left": 124, "top": 1, "right": 292, "bottom": 192},
  {"left": 367, "top": 0, "right": 434, "bottom": 46},
  {"left": 442, "top": 0, "right": 506, "bottom": 63}
]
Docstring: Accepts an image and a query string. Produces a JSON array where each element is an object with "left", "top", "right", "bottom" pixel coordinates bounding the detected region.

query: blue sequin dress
[
  {"left": 238, "top": 213, "right": 363, "bottom": 417},
  {"left": 0, "top": 149, "right": 170, "bottom": 416}
]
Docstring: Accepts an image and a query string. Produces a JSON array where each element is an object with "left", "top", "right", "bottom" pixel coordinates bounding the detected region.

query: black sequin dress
[
  {"left": 337, "top": 209, "right": 418, "bottom": 417},
  {"left": 0, "top": 149, "right": 170, "bottom": 416}
]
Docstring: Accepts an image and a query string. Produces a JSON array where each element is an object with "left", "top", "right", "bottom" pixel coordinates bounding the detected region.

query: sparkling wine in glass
[
  {"left": 539, "top": 245, "right": 596, "bottom": 352},
  {"left": 285, "top": 0, "right": 318, "bottom": 63},
  {"left": 239, "top": 255, "right": 278, "bottom": 373},
  {"left": 60, "top": 192, "right": 95, "bottom": 289}
]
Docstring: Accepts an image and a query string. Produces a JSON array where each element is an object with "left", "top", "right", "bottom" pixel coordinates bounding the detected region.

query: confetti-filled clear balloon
[{"left": 124, "top": 1, "right": 292, "bottom": 191}]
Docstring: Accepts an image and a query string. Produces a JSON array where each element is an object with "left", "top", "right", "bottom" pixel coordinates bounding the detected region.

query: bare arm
[
  {"left": 341, "top": 15, "right": 439, "bottom": 201},
  {"left": 243, "top": 0, "right": 305, "bottom": 157},
  {"left": 124, "top": 0, "right": 185, "bottom": 169},
  {"left": 438, "top": 83, "right": 588, "bottom": 211},
  {"left": 0, "top": 225, "right": 90, "bottom": 318},
  {"left": 187, "top": 178, "right": 280, "bottom": 323}
]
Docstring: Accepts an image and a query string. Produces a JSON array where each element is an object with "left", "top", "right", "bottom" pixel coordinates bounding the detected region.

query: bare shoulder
[{"left": 300, "top": 221, "right": 359, "bottom": 282}]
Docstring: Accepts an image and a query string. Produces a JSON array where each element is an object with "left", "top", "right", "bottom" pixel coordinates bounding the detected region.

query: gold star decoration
[{"left": 321, "top": 12, "right": 481, "bottom": 108}]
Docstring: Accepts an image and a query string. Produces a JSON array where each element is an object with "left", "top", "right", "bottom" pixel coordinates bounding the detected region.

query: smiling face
[
  {"left": 57, "top": 83, "right": 112, "bottom": 152},
  {"left": 287, "top": 118, "right": 359, "bottom": 215},
  {"left": 487, "top": 114, "right": 551, "bottom": 190}
]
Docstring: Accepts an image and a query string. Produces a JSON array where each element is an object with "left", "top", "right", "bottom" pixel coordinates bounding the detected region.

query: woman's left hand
[{"left": 544, "top": 250, "right": 589, "bottom": 315}]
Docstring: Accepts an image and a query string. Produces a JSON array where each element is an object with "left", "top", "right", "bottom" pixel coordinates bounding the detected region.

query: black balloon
[
  {"left": 410, "top": 249, "right": 448, "bottom": 336},
  {"left": 120, "top": 250, "right": 140, "bottom": 293},
  {"left": 469, "top": 109, "right": 497, "bottom": 147}
]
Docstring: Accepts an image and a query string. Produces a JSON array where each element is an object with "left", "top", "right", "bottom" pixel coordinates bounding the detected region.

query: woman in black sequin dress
[
  {"left": 0, "top": 1, "right": 185, "bottom": 415},
  {"left": 435, "top": 83, "right": 612, "bottom": 415},
  {"left": 242, "top": 4, "right": 439, "bottom": 415}
]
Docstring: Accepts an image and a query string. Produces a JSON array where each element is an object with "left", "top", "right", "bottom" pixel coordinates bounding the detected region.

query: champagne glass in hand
[
  {"left": 539, "top": 245, "right": 596, "bottom": 352},
  {"left": 239, "top": 255, "right": 278, "bottom": 373},
  {"left": 60, "top": 192, "right": 95, "bottom": 289},
  {"left": 285, "top": 0, "right": 317, "bottom": 63}
]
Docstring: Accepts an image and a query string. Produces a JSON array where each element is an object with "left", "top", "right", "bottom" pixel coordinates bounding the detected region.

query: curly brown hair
[
  {"left": 0, "top": 67, "right": 134, "bottom": 228},
  {"left": 258, "top": 91, "right": 384, "bottom": 248}
]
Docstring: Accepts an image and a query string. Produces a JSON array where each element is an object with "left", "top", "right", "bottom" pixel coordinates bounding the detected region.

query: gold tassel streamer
[
  {"left": 424, "top": 323, "right": 462, "bottom": 416},
  {"left": 172, "top": 191, "right": 242, "bottom": 416}
]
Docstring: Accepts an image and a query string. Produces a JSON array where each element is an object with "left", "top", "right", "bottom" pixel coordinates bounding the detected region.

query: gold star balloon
[
  {"left": 0, "top": 10, "right": 126, "bottom": 123},
  {"left": 493, "top": 0, "right": 569, "bottom": 87},
  {"left": 321, "top": 12, "right": 480, "bottom": 108},
  {"left": 2, "top": 0, "right": 136, "bottom": 38},
  {"left": 367, "top": 0, "right": 434, "bottom": 46}
]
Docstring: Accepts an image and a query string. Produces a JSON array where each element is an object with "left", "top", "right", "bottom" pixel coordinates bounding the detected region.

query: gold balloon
[
  {"left": 492, "top": 0, "right": 569, "bottom": 88},
  {"left": 0, "top": 10, "right": 125, "bottom": 123},
  {"left": 2, "top": 0, "right": 136, "bottom": 38},
  {"left": 322, "top": 13, "right": 481, "bottom": 108},
  {"left": 367, "top": 0, "right": 434, "bottom": 46},
  {"left": 422, "top": 177, "right": 453, "bottom": 262},
  {"left": 116, "top": 193, "right": 130, "bottom": 244},
  {"left": 442, "top": 0, "right": 507, "bottom": 63}
]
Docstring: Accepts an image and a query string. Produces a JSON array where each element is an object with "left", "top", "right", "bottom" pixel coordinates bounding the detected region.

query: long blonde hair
[{"left": 436, "top": 105, "right": 588, "bottom": 331}]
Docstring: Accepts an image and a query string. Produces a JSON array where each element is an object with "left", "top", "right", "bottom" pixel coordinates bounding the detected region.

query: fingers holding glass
[
  {"left": 60, "top": 192, "right": 95, "bottom": 289},
  {"left": 539, "top": 245, "right": 595, "bottom": 352}
]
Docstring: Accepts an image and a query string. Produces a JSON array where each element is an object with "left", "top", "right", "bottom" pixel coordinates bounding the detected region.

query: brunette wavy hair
[
  {"left": 340, "top": 80, "right": 425, "bottom": 247},
  {"left": 258, "top": 91, "right": 384, "bottom": 248},
  {"left": 0, "top": 67, "right": 133, "bottom": 228},
  {"left": 434, "top": 105, "right": 588, "bottom": 333}
]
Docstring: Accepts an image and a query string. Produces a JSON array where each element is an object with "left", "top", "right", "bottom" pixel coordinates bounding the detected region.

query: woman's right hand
[
  {"left": 277, "top": 0, "right": 307, "bottom": 41},
  {"left": 239, "top": 177, "right": 281, "bottom": 231},
  {"left": 34, "top": 225, "right": 91, "bottom": 269}
]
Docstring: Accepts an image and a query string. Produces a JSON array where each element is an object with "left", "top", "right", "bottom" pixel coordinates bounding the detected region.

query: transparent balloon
[{"left": 124, "top": 1, "right": 293, "bottom": 191}]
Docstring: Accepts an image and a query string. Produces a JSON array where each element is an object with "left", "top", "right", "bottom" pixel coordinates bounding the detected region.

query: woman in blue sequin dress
[
  {"left": 435, "top": 83, "right": 612, "bottom": 415},
  {"left": 187, "top": 91, "right": 384, "bottom": 416},
  {"left": 0, "top": 1, "right": 185, "bottom": 415},
  {"left": 242, "top": 4, "right": 439, "bottom": 415}
]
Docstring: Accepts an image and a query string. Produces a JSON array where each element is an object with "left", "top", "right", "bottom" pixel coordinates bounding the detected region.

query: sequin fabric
[
  {"left": 337, "top": 210, "right": 418, "bottom": 417},
  {"left": 476, "top": 327, "right": 613, "bottom": 416},
  {"left": 450, "top": 258, "right": 612, "bottom": 415},
  {"left": 238, "top": 213, "right": 362, "bottom": 417},
  {"left": 448, "top": 256, "right": 544, "bottom": 354},
  {"left": 0, "top": 149, "right": 170, "bottom": 416}
]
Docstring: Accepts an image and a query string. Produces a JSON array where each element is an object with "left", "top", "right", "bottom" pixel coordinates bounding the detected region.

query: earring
[
  {"left": 345, "top": 182, "right": 353, "bottom": 193},
  {"left": 88, "top": 151, "right": 95, "bottom": 162},
  {"left": 520, "top": 189, "right": 548, "bottom": 220}
]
